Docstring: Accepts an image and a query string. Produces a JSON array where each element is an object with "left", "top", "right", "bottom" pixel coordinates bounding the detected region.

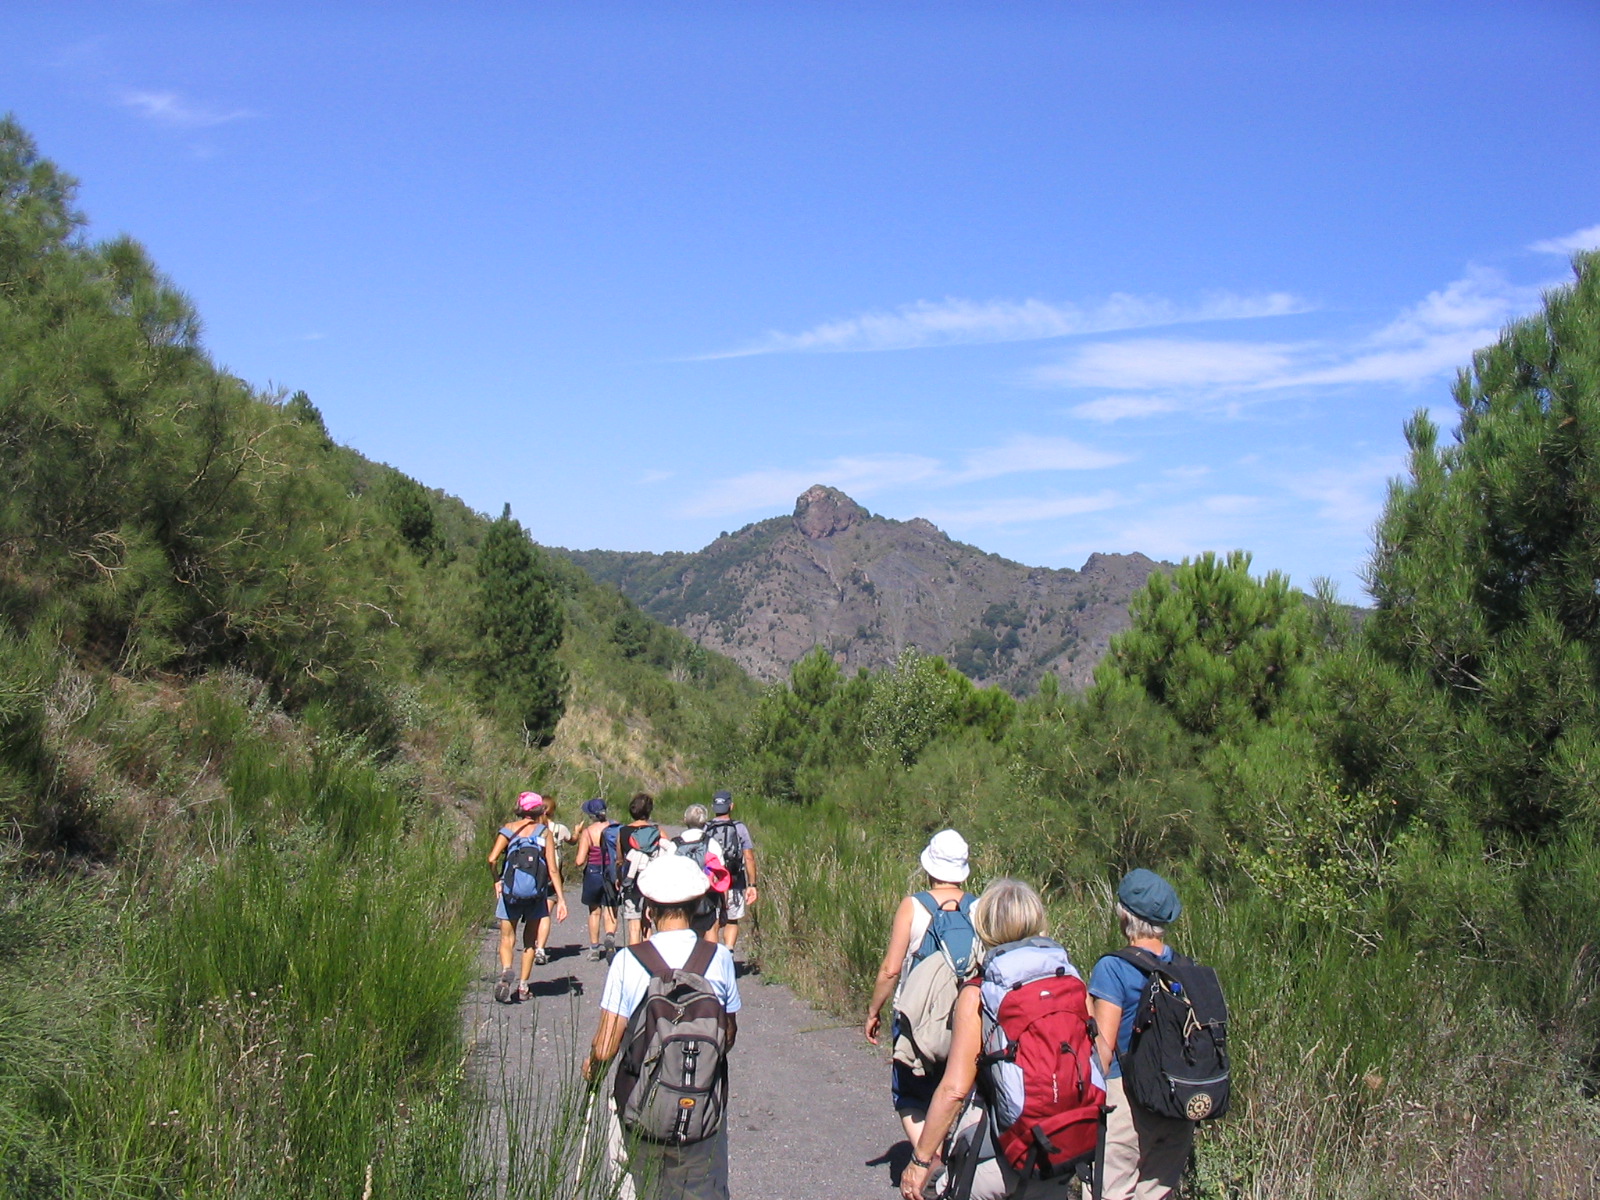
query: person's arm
[
  {"left": 545, "top": 835, "right": 569, "bottom": 922},
  {"left": 724, "top": 1011, "right": 738, "bottom": 1053},
  {"left": 582, "top": 1008, "right": 628, "bottom": 1082},
  {"left": 1091, "top": 997, "right": 1122, "bottom": 1075},
  {"left": 864, "top": 896, "right": 917, "bottom": 1044},
  {"left": 742, "top": 846, "right": 758, "bottom": 904},
  {"left": 487, "top": 832, "right": 509, "bottom": 895},
  {"left": 900, "top": 985, "right": 982, "bottom": 1200}
]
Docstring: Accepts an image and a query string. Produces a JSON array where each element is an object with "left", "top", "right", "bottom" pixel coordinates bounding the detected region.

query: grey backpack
[{"left": 613, "top": 940, "right": 729, "bottom": 1145}]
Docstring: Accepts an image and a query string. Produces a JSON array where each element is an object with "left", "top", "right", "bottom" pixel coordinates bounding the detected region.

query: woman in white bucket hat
[{"left": 862, "top": 829, "right": 977, "bottom": 1146}]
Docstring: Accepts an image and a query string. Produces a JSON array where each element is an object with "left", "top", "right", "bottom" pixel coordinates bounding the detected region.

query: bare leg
[
  {"left": 535, "top": 915, "right": 551, "bottom": 952},
  {"left": 721, "top": 920, "right": 740, "bottom": 950},
  {"left": 519, "top": 921, "right": 537, "bottom": 986},
  {"left": 498, "top": 919, "right": 517, "bottom": 971},
  {"left": 625, "top": 917, "right": 642, "bottom": 946},
  {"left": 587, "top": 905, "right": 602, "bottom": 944},
  {"left": 603, "top": 906, "right": 618, "bottom": 936}
]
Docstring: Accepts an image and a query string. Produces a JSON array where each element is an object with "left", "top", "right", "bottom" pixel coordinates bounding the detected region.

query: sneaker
[
  {"left": 493, "top": 969, "right": 514, "bottom": 1004},
  {"left": 589, "top": 943, "right": 603, "bottom": 961},
  {"left": 533, "top": 948, "right": 549, "bottom": 966},
  {"left": 603, "top": 932, "right": 616, "bottom": 954},
  {"left": 515, "top": 981, "right": 533, "bottom": 1002}
]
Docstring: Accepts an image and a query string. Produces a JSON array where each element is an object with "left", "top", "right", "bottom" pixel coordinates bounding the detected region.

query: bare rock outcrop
[{"left": 561, "top": 489, "right": 1173, "bottom": 694}]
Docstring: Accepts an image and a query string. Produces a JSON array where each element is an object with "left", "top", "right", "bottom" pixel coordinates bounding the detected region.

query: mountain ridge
[{"left": 559, "top": 485, "right": 1173, "bottom": 693}]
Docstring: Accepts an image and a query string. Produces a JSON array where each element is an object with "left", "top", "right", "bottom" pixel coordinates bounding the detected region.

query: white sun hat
[
  {"left": 638, "top": 854, "right": 710, "bottom": 905},
  {"left": 920, "top": 829, "right": 971, "bottom": 884}
]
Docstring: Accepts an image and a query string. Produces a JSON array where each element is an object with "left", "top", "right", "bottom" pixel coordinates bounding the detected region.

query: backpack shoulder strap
[
  {"left": 684, "top": 938, "right": 718, "bottom": 981},
  {"left": 913, "top": 890, "right": 940, "bottom": 916},
  {"left": 1113, "top": 946, "right": 1167, "bottom": 976},
  {"left": 628, "top": 940, "right": 672, "bottom": 981}
]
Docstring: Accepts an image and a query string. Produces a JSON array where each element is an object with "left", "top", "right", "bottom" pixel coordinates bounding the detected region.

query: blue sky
[{"left": 5, "top": 2, "right": 1598, "bottom": 597}]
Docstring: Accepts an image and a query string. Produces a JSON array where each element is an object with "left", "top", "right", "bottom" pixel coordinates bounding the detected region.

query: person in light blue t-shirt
[{"left": 1088, "top": 869, "right": 1193, "bottom": 1200}]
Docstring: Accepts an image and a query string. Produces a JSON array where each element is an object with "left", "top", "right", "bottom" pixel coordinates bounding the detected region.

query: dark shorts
[
  {"left": 582, "top": 864, "right": 616, "bottom": 909},
  {"left": 890, "top": 1014, "right": 942, "bottom": 1115},
  {"left": 496, "top": 893, "right": 549, "bottom": 925}
]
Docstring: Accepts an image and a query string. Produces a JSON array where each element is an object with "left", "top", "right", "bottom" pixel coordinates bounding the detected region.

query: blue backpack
[
  {"left": 913, "top": 891, "right": 978, "bottom": 975},
  {"left": 501, "top": 824, "right": 550, "bottom": 902}
]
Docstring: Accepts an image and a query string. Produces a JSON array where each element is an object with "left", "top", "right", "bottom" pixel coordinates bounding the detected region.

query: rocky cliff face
[{"left": 561, "top": 486, "right": 1172, "bottom": 693}]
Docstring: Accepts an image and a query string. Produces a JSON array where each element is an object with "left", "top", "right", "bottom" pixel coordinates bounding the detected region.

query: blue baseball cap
[{"left": 582, "top": 797, "right": 607, "bottom": 818}]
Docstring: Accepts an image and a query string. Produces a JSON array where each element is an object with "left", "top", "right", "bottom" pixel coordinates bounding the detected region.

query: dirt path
[{"left": 464, "top": 881, "right": 909, "bottom": 1199}]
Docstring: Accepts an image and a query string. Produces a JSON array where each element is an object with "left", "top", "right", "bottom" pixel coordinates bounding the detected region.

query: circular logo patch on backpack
[
  {"left": 679, "top": 1097, "right": 696, "bottom": 1109},
  {"left": 1185, "top": 1093, "right": 1213, "bottom": 1120}
]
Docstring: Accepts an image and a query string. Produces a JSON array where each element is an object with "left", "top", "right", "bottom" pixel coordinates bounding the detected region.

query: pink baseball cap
[{"left": 516, "top": 791, "right": 547, "bottom": 814}]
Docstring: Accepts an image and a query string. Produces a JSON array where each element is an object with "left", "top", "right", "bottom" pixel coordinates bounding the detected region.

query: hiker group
[
  {"left": 866, "top": 831, "right": 1228, "bottom": 1200},
  {"left": 487, "top": 788, "right": 757, "bottom": 1199},
  {"left": 488, "top": 798, "right": 1226, "bottom": 1200}
]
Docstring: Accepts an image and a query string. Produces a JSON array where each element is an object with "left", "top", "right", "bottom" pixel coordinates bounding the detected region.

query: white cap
[
  {"left": 920, "top": 829, "right": 970, "bottom": 884},
  {"left": 638, "top": 854, "right": 710, "bottom": 905}
]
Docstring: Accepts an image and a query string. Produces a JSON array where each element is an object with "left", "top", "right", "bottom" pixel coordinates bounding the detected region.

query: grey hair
[
  {"left": 1116, "top": 901, "right": 1165, "bottom": 943},
  {"left": 972, "top": 877, "right": 1047, "bottom": 949},
  {"left": 683, "top": 804, "right": 709, "bottom": 828}
]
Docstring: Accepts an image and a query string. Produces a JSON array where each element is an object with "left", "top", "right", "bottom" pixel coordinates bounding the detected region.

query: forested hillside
[
  {"left": 0, "top": 118, "right": 751, "bottom": 1196},
  {"left": 564, "top": 483, "right": 1172, "bottom": 693},
  {"left": 724, "top": 259, "right": 1600, "bottom": 1195}
]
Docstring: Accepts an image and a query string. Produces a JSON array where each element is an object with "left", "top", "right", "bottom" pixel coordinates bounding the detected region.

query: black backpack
[
  {"left": 1113, "top": 947, "right": 1231, "bottom": 1122},
  {"left": 704, "top": 818, "right": 746, "bottom": 889}
]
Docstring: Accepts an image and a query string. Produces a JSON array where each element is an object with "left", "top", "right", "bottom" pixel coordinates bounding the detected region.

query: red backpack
[{"left": 976, "top": 938, "right": 1107, "bottom": 1179}]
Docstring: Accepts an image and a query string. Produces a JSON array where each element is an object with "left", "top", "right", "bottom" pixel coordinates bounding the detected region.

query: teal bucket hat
[{"left": 1117, "top": 868, "right": 1181, "bottom": 925}]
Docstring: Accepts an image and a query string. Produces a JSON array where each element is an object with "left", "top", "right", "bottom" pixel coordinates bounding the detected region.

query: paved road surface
[{"left": 464, "top": 882, "right": 911, "bottom": 1199}]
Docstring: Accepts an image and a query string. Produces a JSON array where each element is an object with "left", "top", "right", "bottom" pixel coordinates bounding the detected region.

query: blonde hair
[{"left": 972, "top": 878, "right": 1047, "bottom": 948}]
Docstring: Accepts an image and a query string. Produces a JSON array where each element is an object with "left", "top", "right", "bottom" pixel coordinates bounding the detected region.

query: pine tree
[
  {"left": 1097, "top": 550, "right": 1312, "bottom": 738},
  {"left": 1363, "top": 251, "right": 1600, "bottom": 836},
  {"left": 473, "top": 505, "right": 567, "bottom": 745}
]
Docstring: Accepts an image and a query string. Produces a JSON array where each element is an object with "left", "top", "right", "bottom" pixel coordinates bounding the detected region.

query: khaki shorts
[{"left": 720, "top": 888, "right": 748, "bottom": 922}]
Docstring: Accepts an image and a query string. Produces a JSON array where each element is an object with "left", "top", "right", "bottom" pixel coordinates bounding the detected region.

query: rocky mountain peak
[{"left": 793, "top": 485, "right": 868, "bottom": 539}]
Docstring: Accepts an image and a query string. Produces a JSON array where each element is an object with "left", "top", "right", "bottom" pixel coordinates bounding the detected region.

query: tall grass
[
  {"left": 0, "top": 669, "right": 613, "bottom": 1199},
  {"left": 744, "top": 796, "right": 1600, "bottom": 1199}
]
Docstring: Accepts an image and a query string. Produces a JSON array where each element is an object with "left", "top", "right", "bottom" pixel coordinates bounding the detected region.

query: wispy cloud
[
  {"left": 1050, "top": 265, "right": 1542, "bottom": 420},
  {"left": 954, "top": 434, "right": 1128, "bottom": 480},
  {"left": 1071, "top": 395, "right": 1181, "bottom": 423},
  {"left": 693, "top": 291, "right": 1309, "bottom": 359},
  {"left": 679, "top": 432, "right": 1127, "bottom": 519},
  {"left": 1042, "top": 340, "right": 1301, "bottom": 391},
  {"left": 121, "top": 90, "right": 254, "bottom": 129},
  {"left": 922, "top": 491, "right": 1120, "bottom": 530},
  {"left": 1275, "top": 454, "right": 1404, "bottom": 532},
  {"left": 1530, "top": 224, "right": 1600, "bottom": 255}
]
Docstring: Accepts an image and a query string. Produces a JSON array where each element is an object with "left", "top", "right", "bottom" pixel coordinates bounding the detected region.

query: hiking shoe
[
  {"left": 515, "top": 981, "right": 533, "bottom": 1002},
  {"left": 493, "top": 969, "right": 514, "bottom": 1004},
  {"left": 589, "top": 943, "right": 604, "bottom": 961},
  {"left": 533, "top": 948, "right": 549, "bottom": 966},
  {"left": 603, "top": 932, "right": 616, "bottom": 954}
]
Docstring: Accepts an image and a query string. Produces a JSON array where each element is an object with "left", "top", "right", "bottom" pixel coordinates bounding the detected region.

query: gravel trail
[{"left": 465, "top": 881, "right": 908, "bottom": 1199}]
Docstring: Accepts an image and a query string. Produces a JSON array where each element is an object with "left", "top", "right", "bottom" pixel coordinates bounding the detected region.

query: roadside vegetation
[
  {"left": 731, "top": 252, "right": 1600, "bottom": 1198},
  {"left": 0, "top": 118, "right": 748, "bottom": 1197}
]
